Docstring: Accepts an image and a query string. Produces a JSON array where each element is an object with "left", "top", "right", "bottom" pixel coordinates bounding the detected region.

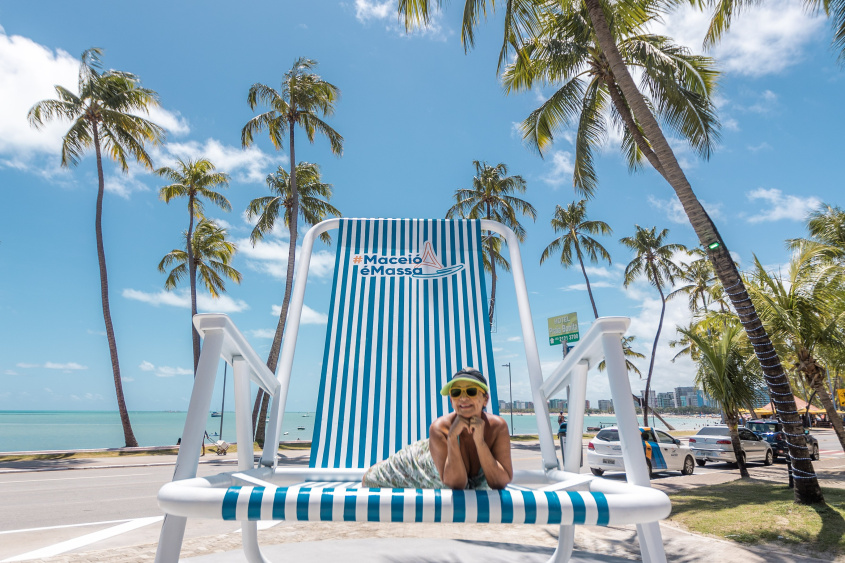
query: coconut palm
[
  {"left": 446, "top": 161, "right": 536, "bottom": 325},
  {"left": 397, "top": 0, "right": 824, "bottom": 504},
  {"left": 680, "top": 321, "right": 762, "bottom": 478},
  {"left": 157, "top": 159, "right": 231, "bottom": 372},
  {"left": 502, "top": 4, "right": 719, "bottom": 197},
  {"left": 159, "top": 219, "right": 242, "bottom": 300},
  {"left": 747, "top": 245, "right": 845, "bottom": 451},
  {"left": 242, "top": 57, "right": 343, "bottom": 438},
  {"left": 540, "top": 200, "right": 612, "bottom": 318},
  {"left": 621, "top": 226, "right": 686, "bottom": 426},
  {"left": 27, "top": 48, "right": 164, "bottom": 448},
  {"left": 667, "top": 249, "right": 716, "bottom": 314},
  {"left": 597, "top": 335, "right": 644, "bottom": 375},
  {"left": 246, "top": 162, "right": 341, "bottom": 445},
  {"left": 241, "top": 57, "right": 342, "bottom": 373}
]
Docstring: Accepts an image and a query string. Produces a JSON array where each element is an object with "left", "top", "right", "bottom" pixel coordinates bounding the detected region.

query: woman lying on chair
[{"left": 362, "top": 368, "right": 513, "bottom": 489}]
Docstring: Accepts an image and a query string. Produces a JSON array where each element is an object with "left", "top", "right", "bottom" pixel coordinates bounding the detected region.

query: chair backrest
[{"left": 310, "top": 219, "right": 499, "bottom": 469}]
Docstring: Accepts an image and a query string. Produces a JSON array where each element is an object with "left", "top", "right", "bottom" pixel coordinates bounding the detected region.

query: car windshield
[
  {"left": 696, "top": 427, "right": 729, "bottom": 436},
  {"left": 747, "top": 422, "right": 778, "bottom": 433},
  {"left": 595, "top": 429, "right": 619, "bottom": 442}
]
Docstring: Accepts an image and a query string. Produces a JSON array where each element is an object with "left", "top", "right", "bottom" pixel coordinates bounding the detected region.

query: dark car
[{"left": 745, "top": 419, "right": 819, "bottom": 461}]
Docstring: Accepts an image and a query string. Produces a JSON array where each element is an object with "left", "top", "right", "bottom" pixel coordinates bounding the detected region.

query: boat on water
[
  {"left": 297, "top": 426, "right": 306, "bottom": 430},
  {"left": 302, "top": 413, "right": 310, "bottom": 417},
  {"left": 211, "top": 412, "right": 222, "bottom": 418}
]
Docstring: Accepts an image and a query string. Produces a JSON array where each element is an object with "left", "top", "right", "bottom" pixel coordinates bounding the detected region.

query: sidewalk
[{"left": 3, "top": 441, "right": 843, "bottom": 562}]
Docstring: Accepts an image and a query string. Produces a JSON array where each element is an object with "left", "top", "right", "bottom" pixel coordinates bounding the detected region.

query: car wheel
[
  {"left": 813, "top": 444, "right": 820, "bottom": 461},
  {"left": 646, "top": 459, "right": 654, "bottom": 479},
  {"left": 772, "top": 452, "right": 778, "bottom": 462},
  {"left": 763, "top": 449, "right": 773, "bottom": 466},
  {"left": 696, "top": 459, "right": 706, "bottom": 467},
  {"left": 590, "top": 467, "right": 604, "bottom": 476},
  {"left": 681, "top": 456, "right": 695, "bottom": 476}
]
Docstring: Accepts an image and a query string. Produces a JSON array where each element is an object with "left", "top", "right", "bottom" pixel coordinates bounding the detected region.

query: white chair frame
[{"left": 154, "top": 218, "right": 669, "bottom": 563}]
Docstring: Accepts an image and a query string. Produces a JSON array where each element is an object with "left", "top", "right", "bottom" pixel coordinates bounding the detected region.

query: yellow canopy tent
[{"left": 742, "top": 395, "right": 826, "bottom": 416}]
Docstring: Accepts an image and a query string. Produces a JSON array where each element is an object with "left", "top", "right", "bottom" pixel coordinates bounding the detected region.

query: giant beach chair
[{"left": 155, "top": 218, "right": 671, "bottom": 563}]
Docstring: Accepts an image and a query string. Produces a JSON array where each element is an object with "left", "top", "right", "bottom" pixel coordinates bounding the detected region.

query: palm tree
[
  {"left": 598, "top": 335, "right": 645, "bottom": 375},
  {"left": 158, "top": 219, "right": 242, "bottom": 308},
  {"left": 667, "top": 249, "right": 716, "bottom": 314},
  {"left": 747, "top": 246, "right": 845, "bottom": 451},
  {"left": 446, "top": 161, "right": 536, "bottom": 325},
  {"left": 540, "top": 200, "right": 612, "bottom": 318},
  {"left": 27, "top": 48, "right": 164, "bottom": 448},
  {"left": 157, "top": 159, "right": 231, "bottom": 372},
  {"left": 246, "top": 162, "right": 341, "bottom": 445},
  {"left": 242, "top": 59, "right": 342, "bottom": 361},
  {"left": 621, "top": 226, "right": 686, "bottom": 426},
  {"left": 397, "top": 0, "right": 825, "bottom": 505},
  {"left": 241, "top": 57, "right": 343, "bottom": 439},
  {"left": 502, "top": 3, "right": 719, "bottom": 197},
  {"left": 680, "top": 321, "right": 762, "bottom": 478}
]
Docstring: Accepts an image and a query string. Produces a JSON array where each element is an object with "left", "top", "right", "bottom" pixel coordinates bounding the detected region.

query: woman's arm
[
  {"left": 429, "top": 416, "right": 470, "bottom": 489},
  {"left": 469, "top": 416, "right": 513, "bottom": 489}
]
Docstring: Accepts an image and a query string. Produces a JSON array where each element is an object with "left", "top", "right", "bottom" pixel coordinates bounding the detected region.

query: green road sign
[{"left": 548, "top": 313, "right": 579, "bottom": 346}]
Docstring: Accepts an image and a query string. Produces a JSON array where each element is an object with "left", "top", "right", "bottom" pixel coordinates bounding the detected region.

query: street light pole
[{"left": 502, "top": 362, "right": 513, "bottom": 436}]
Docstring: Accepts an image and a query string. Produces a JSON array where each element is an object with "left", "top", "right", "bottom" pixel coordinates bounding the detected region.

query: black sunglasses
[{"left": 450, "top": 387, "right": 480, "bottom": 398}]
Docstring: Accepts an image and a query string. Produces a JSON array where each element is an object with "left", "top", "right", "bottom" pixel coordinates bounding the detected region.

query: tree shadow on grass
[{"left": 669, "top": 480, "right": 845, "bottom": 558}]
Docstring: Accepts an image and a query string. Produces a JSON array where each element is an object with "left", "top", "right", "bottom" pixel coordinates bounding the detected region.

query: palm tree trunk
[
  {"left": 727, "top": 416, "right": 750, "bottom": 478},
  {"left": 187, "top": 194, "right": 200, "bottom": 375},
  {"left": 92, "top": 123, "right": 138, "bottom": 448},
  {"left": 256, "top": 119, "right": 300, "bottom": 447},
  {"left": 643, "top": 275, "right": 666, "bottom": 427},
  {"left": 603, "top": 73, "right": 668, "bottom": 182},
  {"left": 583, "top": 0, "right": 823, "bottom": 504},
  {"left": 801, "top": 355, "right": 845, "bottom": 451},
  {"left": 574, "top": 241, "right": 599, "bottom": 318}
]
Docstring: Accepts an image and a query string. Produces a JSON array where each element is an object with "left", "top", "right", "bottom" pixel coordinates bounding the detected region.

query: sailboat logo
[{"left": 411, "top": 240, "right": 464, "bottom": 279}]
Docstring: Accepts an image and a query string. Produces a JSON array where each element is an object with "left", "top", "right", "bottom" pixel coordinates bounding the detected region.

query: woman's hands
[{"left": 449, "top": 415, "right": 486, "bottom": 446}]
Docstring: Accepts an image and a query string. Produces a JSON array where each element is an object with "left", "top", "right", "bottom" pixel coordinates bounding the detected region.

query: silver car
[{"left": 688, "top": 426, "right": 773, "bottom": 467}]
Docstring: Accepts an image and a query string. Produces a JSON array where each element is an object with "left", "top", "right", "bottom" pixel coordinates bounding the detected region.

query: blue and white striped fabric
[
  {"left": 220, "top": 485, "right": 611, "bottom": 526},
  {"left": 310, "top": 219, "right": 498, "bottom": 469}
]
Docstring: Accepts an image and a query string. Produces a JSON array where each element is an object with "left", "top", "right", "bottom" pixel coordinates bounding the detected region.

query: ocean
[{"left": 0, "top": 411, "right": 720, "bottom": 453}]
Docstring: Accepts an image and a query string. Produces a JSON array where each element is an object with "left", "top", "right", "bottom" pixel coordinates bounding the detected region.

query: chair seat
[{"left": 221, "top": 484, "right": 611, "bottom": 525}]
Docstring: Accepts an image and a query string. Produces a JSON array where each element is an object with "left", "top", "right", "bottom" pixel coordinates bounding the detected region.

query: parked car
[
  {"left": 688, "top": 426, "right": 773, "bottom": 466},
  {"left": 745, "top": 419, "right": 819, "bottom": 461},
  {"left": 587, "top": 426, "right": 695, "bottom": 478}
]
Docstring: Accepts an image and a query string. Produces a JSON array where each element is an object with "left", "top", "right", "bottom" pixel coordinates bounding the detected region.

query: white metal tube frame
[{"left": 155, "top": 219, "right": 670, "bottom": 563}]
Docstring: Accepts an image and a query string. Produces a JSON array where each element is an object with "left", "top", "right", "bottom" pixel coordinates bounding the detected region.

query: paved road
[{"left": 0, "top": 430, "right": 841, "bottom": 562}]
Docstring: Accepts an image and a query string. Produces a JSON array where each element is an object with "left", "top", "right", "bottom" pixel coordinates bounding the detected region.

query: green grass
[{"left": 669, "top": 481, "right": 845, "bottom": 557}]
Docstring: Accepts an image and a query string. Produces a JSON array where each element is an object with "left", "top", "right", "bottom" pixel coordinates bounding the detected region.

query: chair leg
[
  {"left": 154, "top": 514, "right": 187, "bottom": 563},
  {"left": 636, "top": 522, "right": 667, "bottom": 563},
  {"left": 547, "top": 524, "right": 574, "bottom": 563},
  {"left": 243, "top": 520, "right": 271, "bottom": 563}
]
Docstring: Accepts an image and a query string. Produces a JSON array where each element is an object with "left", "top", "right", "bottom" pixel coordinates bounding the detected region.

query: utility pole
[{"left": 502, "top": 362, "right": 513, "bottom": 436}]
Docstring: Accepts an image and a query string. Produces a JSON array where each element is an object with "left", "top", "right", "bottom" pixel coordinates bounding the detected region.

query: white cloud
[
  {"left": 747, "top": 142, "right": 772, "bottom": 153},
  {"left": 0, "top": 30, "right": 187, "bottom": 171},
  {"left": 16, "top": 361, "right": 87, "bottom": 370},
  {"left": 584, "top": 266, "right": 616, "bottom": 279},
  {"left": 139, "top": 360, "right": 192, "bottom": 377},
  {"left": 4, "top": 370, "right": 19, "bottom": 376},
  {"left": 540, "top": 151, "right": 575, "bottom": 188},
  {"left": 270, "top": 303, "right": 328, "bottom": 325},
  {"left": 744, "top": 188, "right": 822, "bottom": 223},
  {"left": 650, "top": 0, "right": 825, "bottom": 76},
  {"left": 352, "top": 0, "right": 449, "bottom": 41},
  {"left": 506, "top": 336, "right": 522, "bottom": 342},
  {"left": 145, "top": 106, "right": 190, "bottom": 136},
  {"left": 155, "top": 138, "right": 285, "bottom": 184},
  {"left": 122, "top": 288, "right": 250, "bottom": 313},
  {"left": 561, "top": 281, "right": 616, "bottom": 292},
  {"left": 355, "top": 0, "right": 391, "bottom": 21},
  {"left": 237, "top": 238, "right": 335, "bottom": 280},
  {"left": 249, "top": 328, "right": 277, "bottom": 339},
  {"left": 647, "top": 195, "right": 723, "bottom": 225},
  {"left": 743, "top": 90, "right": 779, "bottom": 114}
]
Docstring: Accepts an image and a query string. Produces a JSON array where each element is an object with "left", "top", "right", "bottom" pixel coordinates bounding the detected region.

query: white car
[
  {"left": 587, "top": 426, "right": 695, "bottom": 478},
  {"left": 688, "top": 426, "right": 773, "bottom": 466}
]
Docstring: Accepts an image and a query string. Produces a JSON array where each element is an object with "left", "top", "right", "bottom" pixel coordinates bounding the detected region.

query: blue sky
[{"left": 0, "top": 1, "right": 841, "bottom": 413}]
